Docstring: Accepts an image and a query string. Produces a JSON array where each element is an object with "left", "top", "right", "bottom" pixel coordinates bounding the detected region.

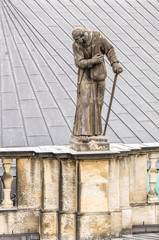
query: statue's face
[
  {"left": 73, "top": 30, "right": 89, "bottom": 46},
  {"left": 74, "top": 32, "right": 85, "bottom": 45}
]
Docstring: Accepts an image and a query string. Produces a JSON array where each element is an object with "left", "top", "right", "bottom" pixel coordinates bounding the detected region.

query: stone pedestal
[
  {"left": 2, "top": 189, "right": 13, "bottom": 208},
  {"left": 69, "top": 135, "right": 109, "bottom": 151}
]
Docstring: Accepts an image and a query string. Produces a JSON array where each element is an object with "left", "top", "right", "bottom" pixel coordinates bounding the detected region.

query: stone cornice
[{"left": 0, "top": 143, "right": 158, "bottom": 159}]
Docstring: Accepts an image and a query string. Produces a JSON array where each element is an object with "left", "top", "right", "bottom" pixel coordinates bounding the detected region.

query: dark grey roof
[{"left": 0, "top": 0, "right": 159, "bottom": 148}]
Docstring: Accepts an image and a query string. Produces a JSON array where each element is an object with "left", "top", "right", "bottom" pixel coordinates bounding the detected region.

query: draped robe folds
[{"left": 72, "top": 31, "right": 119, "bottom": 136}]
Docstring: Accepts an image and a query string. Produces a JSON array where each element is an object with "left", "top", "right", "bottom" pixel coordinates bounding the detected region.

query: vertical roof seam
[
  {"left": 1, "top": 3, "right": 28, "bottom": 146},
  {"left": 3, "top": 0, "right": 54, "bottom": 144}
]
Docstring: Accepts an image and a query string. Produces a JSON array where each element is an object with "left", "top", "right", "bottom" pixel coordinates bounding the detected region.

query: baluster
[
  {"left": 155, "top": 154, "right": 159, "bottom": 197},
  {"left": 1, "top": 158, "right": 13, "bottom": 209},
  {"left": 148, "top": 153, "right": 159, "bottom": 203},
  {"left": 147, "top": 154, "right": 150, "bottom": 195}
]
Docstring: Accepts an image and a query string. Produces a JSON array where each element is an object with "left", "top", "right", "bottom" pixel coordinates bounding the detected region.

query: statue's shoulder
[
  {"left": 73, "top": 41, "right": 77, "bottom": 47},
  {"left": 92, "top": 31, "right": 101, "bottom": 44},
  {"left": 72, "top": 42, "right": 79, "bottom": 50},
  {"left": 72, "top": 42, "right": 83, "bottom": 53},
  {"left": 92, "top": 30, "right": 101, "bottom": 37}
]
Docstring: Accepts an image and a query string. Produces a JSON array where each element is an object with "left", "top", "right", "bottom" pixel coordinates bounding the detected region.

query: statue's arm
[
  {"left": 73, "top": 43, "right": 94, "bottom": 69},
  {"left": 100, "top": 34, "right": 123, "bottom": 74},
  {"left": 100, "top": 34, "right": 118, "bottom": 64}
]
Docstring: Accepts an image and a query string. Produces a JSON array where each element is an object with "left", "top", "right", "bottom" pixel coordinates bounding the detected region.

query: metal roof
[{"left": 0, "top": 0, "right": 159, "bottom": 148}]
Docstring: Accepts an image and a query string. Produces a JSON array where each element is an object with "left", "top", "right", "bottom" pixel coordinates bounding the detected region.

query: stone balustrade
[{"left": 0, "top": 143, "right": 158, "bottom": 239}]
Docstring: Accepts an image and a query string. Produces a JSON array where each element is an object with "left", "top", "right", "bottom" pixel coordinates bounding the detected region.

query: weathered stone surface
[
  {"left": 60, "top": 214, "right": 76, "bottom": 240},
  {"left": 0, "top": 213, "right": 8, "bottom": 234},
  {"left": 130, "top": 154, "right": 147, "bottom": 204},
  {"left": 122, "top": 208, "right": 132, "bottom": 229},
  {"left": 61, "top": 160, "right": 76, "bottom": 212},
  {"left": 70, "top": 135, "right": 109, "bottom": 151},
  {"left": 78, "top": 214, "right": 111, "bottom": 240},
  {"left": 79, "top": 161, "right": 109, "bottom": 212},
  {"left": 155, "top": 205, "right": 159, "bottom": 224},
  {"left": 17, "top": 158, "right": 41, "bottom": 209},
  {"left": 43, "top": 159, "right": 59, "bottom": 210},
  {"left": 41, "top": 212, "right": 58, "bottom": 239},
  {"left": 0, "top": 149, "right": 158, "bottom": 238},
  {"left": 119, "top": 157, "right": 130, "bottom": 207},
  {"left": 109, "top": 159, "right": 120, "bottom": 211},
  {"left": 132, "top": 205, "right": 156, "bottom": 225},
  {"left": 111, "top": 211, "right": 122, "bottom": 237},
  {"left": 0, "top": 210, "right": 39, "bottom": 234}
]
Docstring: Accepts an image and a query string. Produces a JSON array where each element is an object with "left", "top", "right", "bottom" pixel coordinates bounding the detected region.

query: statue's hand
[
  {"left": 92, "top": 53, "right": 103, "bottom": 65},
  {"left": 112, "top": 62, "right": 123, "bottom": 74}
]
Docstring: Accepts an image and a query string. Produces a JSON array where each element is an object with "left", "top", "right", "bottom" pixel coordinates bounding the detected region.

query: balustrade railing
[
  {"left": 0, "top": 152, "right": 159, "bottom": 210},
  {"left": 0, "top": 145, "right": 158, "bottom": 239}
]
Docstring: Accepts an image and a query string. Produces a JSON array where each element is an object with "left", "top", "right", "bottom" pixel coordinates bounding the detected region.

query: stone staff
[{"left": 103, "top": 73, "right": 118, "bottom": 136}]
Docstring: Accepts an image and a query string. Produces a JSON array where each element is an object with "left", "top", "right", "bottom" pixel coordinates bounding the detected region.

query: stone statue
[{"left": 70, "top": 28, "right": 123, "bottom": 151}]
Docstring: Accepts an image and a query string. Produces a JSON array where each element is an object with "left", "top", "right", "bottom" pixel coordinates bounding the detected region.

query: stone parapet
[{"left": 0, "top": 143, "right": 159, "bottom": 239}]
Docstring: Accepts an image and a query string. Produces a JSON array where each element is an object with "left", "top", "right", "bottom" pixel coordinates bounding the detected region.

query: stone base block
[
  {"left": 111, "top": 211, "right": 122, "bottom": 237},
  {"left": 78, "top": 214, "right": 111, "bottom": 239},
  {"left": 2, "top": 189, "right": 13, "bottom": 209},
  {"left": 132, "top": 205, "right": 155, "bottom": 225},
  {"left": 122, "top": 209, "right": 132, "bottom": 229},
  {"left": 0, "top": 210, "right": 39, "bottom": 234},
  {"left": 60, "top": 214, "right": 76, "bottom": 240},
  {"left": 41, "top": 212, "right": 58, "bottom": 239},
  {"left": 69, "top": 135, "right": 109, "bottom": 151},
  {"left": 148, "top": 194, "right": 159, "bottom": 203}
]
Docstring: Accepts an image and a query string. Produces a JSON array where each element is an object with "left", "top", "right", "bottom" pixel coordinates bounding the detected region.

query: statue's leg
[
  {"left": 96, "top": 80, "right": 105, "bottom": 134},
  {"left": 73, "top": 75, "right": 93, "bottom": 136}
]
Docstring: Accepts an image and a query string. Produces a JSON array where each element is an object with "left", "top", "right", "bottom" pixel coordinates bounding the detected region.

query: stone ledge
[
  {"left": 0, "top": 206, "right": 17, "bottom": 211},
  {"left": 0, "top": 142, "right": 158, "bottom": 159}
]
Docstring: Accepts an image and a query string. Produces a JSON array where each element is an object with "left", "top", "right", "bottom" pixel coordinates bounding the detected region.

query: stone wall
[{"left": 0, "top": 144, "right": 159, "bottom": 239}]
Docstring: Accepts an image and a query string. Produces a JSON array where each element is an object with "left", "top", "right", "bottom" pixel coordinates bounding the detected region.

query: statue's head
[{"left": 72, "top": 28, "right": 90, "bottom": 46}]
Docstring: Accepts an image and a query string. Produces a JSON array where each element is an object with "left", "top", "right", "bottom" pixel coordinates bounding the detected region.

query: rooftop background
[{"left": 0, "top": 0, "right": 159, "bottom": 147}]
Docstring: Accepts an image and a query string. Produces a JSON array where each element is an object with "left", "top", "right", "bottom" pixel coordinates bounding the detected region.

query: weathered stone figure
[{"left": 70, "top": 28, "right": 123, "bottom": 150}]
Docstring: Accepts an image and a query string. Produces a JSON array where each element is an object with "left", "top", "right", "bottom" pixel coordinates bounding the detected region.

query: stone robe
[{"left": 72, "top": 31, "right": 118, "bottom": 136}]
